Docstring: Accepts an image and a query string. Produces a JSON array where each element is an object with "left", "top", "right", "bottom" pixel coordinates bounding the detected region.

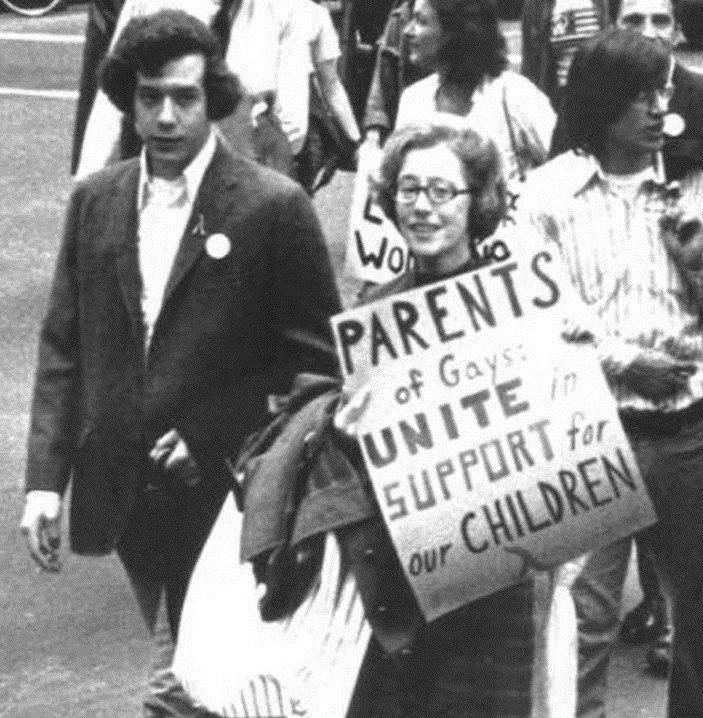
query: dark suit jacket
[
  {"left": 665, "top": 63, "right": 703, "bottom": 181},
  {"left": 26, "top": 139, "right": 341, "bottom": 555}
]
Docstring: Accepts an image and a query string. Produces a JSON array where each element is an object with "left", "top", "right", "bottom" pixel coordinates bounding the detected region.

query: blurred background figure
[
  {"left": 70, "top": 0, "right": 124, "bottom": 174},
  {"left": 274, "top": 0, "right": 362, "bottom": 193},
  {"left": 359, "top": 0, "right": 424, "bottom": 162},
  {"left": 616, "top": 0, "right": 703, "bottom": 180},
  {"left": 394, "top": 0, "right": 555, "bottom": 189},
  {"left": 521, "top": 0, "right": 611, "bottom": 106}
]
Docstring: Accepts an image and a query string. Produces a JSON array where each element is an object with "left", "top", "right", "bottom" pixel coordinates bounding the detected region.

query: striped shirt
[
  {"left": 520, "top": 151, "right": 703, "bottom": 413},
  {"left": 549, "top": 0, "right": 602, "bottom": 88}
]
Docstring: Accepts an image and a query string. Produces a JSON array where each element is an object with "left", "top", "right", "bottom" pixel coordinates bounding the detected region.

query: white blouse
[{"left": 395, "top": 70, "right": 556, "bottom": 188}]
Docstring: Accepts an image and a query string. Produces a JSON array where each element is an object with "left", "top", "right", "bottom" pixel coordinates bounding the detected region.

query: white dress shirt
[{"left": 137, "top": 129, "right": 217, "bottom": 349}]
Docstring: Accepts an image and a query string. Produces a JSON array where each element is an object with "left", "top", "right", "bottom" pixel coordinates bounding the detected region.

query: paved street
[{"left": 0, "top": 4, "right": 698, "bottom": 715}]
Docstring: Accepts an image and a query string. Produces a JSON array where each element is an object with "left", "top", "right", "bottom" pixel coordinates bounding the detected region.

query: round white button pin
[
  {"left": 663, "top": 113, "right": 685, "bottom": 138},
  {"left": 205, "top": 233, "right": 231, "bottom": 259}
]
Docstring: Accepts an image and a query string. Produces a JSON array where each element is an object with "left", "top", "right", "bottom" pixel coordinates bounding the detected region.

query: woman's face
[
  {"left": 395, "top": 143, "right": 472, "bottom": 275},
  {"left": 404, "top": 0, "right": 444, "bottom": 70}
]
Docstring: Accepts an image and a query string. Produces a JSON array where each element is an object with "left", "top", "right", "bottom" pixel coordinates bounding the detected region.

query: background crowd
[{"left": 15, "top": 0, "right": 703, "bottom": 716}]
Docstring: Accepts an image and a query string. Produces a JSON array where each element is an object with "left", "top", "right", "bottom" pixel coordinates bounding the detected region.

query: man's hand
[
  {"left": 20, "top": 490, "right": 62, "bottom": 572},
  {"left": 149, "top": 428, "right": 200, "bottom": 487},
  {"left": 661, "top": 213, "right": 703, "bottom": 272}
]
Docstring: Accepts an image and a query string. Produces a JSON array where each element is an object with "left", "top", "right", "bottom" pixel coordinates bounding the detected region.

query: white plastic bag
[{"left": 173, "top": 493, "right": 371, "bottom": 717}]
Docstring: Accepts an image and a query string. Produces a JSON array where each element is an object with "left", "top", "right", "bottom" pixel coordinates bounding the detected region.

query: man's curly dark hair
[{"left": 100, "top": 9, "right": 241, "bottom": 121}]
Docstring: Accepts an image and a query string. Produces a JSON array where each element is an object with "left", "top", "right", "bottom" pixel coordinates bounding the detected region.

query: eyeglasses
[
  {"left": 633, "top": 85, "right": 675, "bottom": 107},
  {"left": 396, "top": 176, "right": 471, "bottom": 206},
  {"left": 619, "top": 12, "right": 674, "bottom": 31}
]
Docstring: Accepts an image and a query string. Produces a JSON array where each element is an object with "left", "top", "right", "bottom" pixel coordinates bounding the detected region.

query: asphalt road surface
[{"left": 1, "top": 5, "right": 700, "bottom": 716}]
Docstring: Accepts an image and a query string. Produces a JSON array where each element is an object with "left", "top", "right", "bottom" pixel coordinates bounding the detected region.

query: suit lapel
[
  {"left": 112, "top": 163, "right": 146, "bottom": 348},
  {"left": 160, "top": 141, "right": 238, "bottom": 309}
]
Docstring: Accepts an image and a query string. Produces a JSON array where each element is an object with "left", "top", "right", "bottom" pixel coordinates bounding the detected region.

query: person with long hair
[
  {"left": 394, "top": 0, "right": 556, "bottom": 187},
  {"left": 521, "top": 27, "right": 703, "bottom": 716}
]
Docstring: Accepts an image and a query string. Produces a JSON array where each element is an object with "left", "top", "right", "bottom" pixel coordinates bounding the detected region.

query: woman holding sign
[{"left": 341, "top": 122, "right": 540, "bottom": 717}]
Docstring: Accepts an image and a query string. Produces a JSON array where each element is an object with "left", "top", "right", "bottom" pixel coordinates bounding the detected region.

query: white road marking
[
  {"left": 0, "top": 31, "right": 83, "bottom": 43},
  {"left": 0, "top": 87, "right": 78, "bottom": 99}
]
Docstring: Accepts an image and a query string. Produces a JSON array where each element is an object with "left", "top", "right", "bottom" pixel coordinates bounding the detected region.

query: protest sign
[
  {"left": 344, "top": 155, "right": 411, "bottom": 284},
  {"left": 331, "top": 240, "right": 656, "bottom": 622}
]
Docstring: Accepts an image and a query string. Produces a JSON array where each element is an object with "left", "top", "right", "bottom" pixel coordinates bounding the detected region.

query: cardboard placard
[
  {"left": 344, "top": 159, "right": 411, "bottom": 284},
  {"left": 332, "top": 241, "right": 656, "bottom": 621}
]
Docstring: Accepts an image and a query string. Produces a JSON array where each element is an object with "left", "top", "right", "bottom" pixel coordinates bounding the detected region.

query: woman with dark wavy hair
[{"left": 394, "top": 0, "right": 556, "bottom": 187}]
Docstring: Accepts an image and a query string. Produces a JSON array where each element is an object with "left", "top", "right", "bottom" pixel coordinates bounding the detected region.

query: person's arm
[
  {"left": 21, "top": 184, "right": 85, "bottom": 569},
  {"left": 315, "top": 59, "right": 361, "bottom": 145},
  {"left": 362, "top": 1, "right": 410, "bottom": 140},
  {"left": 272, "top": 183, "right": 342, "bottom": 376}
]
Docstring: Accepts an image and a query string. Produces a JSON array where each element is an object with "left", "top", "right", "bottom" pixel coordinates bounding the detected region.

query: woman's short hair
[
  {"left": 558, "top": 27, "right": 670, "bottom": 153},
  {"left": 429, "top": 0, "right": 507, "bottom": 85},
  {"left": 100, "top": 9, "right": 241, "bottom": 121},
  {"left": 376, "top": 123, "right": 507, "bottom": 240}
]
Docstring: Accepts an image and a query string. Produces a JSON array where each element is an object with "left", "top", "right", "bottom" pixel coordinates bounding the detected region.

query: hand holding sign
[
  {"left": 334, "top": 385, "right": 372, "bottom": 437},
  {"left": 331, "top": 247, "right": 656, "bottom": 621}
]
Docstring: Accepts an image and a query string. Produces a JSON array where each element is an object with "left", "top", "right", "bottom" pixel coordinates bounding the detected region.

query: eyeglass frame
[
  {"left": 618, "top": 11, "right": 675, "bottom": 33},
  {"left": 633, "top": 84, "right": 675, "bottom": 108},
  {"left": 395, "top": 175, "right": 472, "bottom": 206}
]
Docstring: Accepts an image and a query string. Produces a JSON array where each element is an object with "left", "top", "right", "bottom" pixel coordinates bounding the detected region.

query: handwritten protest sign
[
  {"left": 332, "top": 240, "right": 656, "bottom": 622},
  {"left": 344, "top": 156, "right": 411, "bottom": 284}
]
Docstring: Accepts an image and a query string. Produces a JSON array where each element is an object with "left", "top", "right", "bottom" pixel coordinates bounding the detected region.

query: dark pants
[
  {"left": 117, "top": 478, "right": 229, "bottom": 716},
  {"left": 626, "top": 411, "right": 703, "bottom": 718},
  {"left": 348, "top": 581, "right": 534, "bottom": 717}
]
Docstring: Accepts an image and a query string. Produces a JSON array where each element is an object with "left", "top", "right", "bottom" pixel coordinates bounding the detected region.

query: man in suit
[{"left": 20, "top": 9, "right": 341, "bottom": 715}]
